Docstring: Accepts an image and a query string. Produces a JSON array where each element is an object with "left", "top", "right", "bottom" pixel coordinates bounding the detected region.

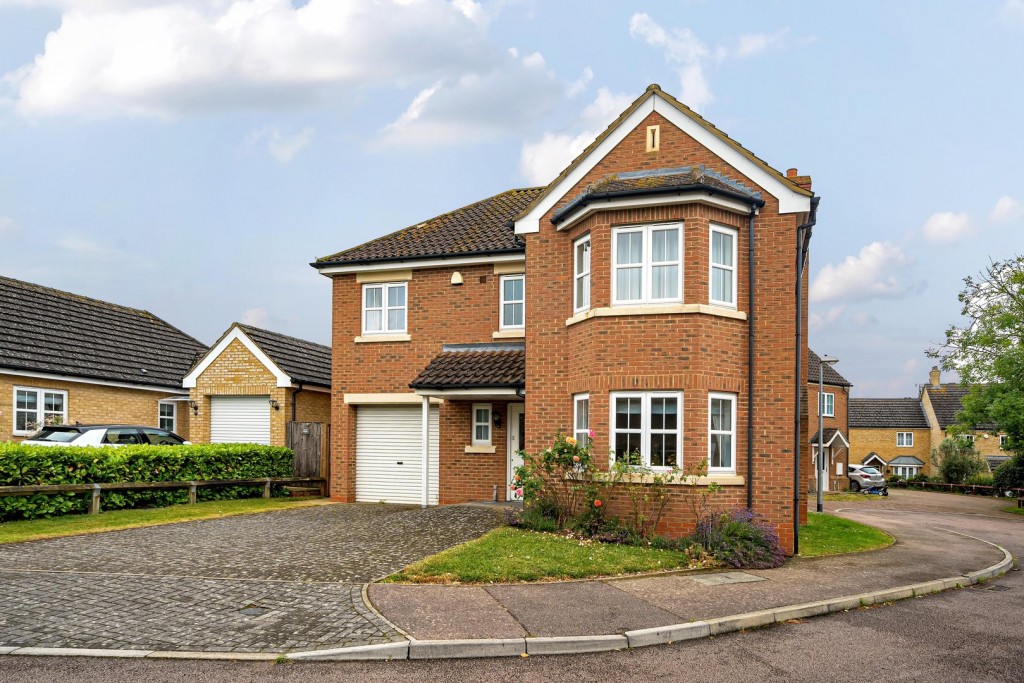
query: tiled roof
[
  {"left": 316, "top": 188, "right": 543, "bottom": 266},
  {"left": 889, "top": 455, "right": 925, "bottom": 466},
  {"left": 850, "top": 398, "right": 929, "bottom": 429},
  {"left": 809, "top": 428, "right": 847, "bottom": 446},
  {"left": 410, "top": 343, "right": 525, "bottom": 390},
  {"left": 237, "top": 324, "right": 331, "bottom": 388},
  {"left": 862, "top": 452, "right": 887, "bottom": 465},
  {"left": 0, "top": 275, "right": 206, "bottom": 389},
  {"left": 986, "top": 456, "right": 1011, "bottom": 472},
  {"left": 808, "top": 349, "right": 852, "bottom": 387},
  {"left": 553, "top": 166, "right": 762, "bottom": 224},
  {"left": 924, "top": 384, "right": 998, "bottom": 430}
]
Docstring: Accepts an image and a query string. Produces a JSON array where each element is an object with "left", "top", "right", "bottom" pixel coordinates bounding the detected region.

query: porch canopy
[
  {"left": 410, "top": 342, "right": 525, "bottom": 401},
  {"left": 809, "top": 428, "right": 850, "bottom": 449}
]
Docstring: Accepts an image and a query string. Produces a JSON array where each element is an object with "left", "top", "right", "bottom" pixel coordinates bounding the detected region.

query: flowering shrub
[
  {"left": 513, "top": 433, "right": 598, "bottom": 528},
  {"left": 694, "top": 508, "right": 786, "bottom": 569}
]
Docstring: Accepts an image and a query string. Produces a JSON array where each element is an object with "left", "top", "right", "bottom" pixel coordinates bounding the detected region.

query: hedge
[{"left": 0, "top": 443, "right": 294, "bottom": 521}]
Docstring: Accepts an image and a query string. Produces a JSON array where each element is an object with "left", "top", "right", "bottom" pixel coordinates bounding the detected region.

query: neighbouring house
[
  {"left": 0, "top": 275, "right": 206, "bottom": 441},
  {"left": 806, "top": 350, "right": 852, "bottom": 492},
  {"left": 183, "top": 323, "right": 331, "bottom": 459},
  {"left": 849, "top": 398, "right": 931, "bottom": 478},
  {"left": 313, "top": 84, "right": 818, "bottom": 552},
  {"left": 920, "top": 367, "right": 1010, "bottom": 471}
]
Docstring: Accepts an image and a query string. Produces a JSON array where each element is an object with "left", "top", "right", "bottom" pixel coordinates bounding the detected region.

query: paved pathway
[{"left": 0, "top": 503, "right": 502, "bottom": 652}]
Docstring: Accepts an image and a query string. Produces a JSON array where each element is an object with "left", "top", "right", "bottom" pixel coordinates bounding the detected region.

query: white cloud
[
  {"left": 809, "top": 305, "right": 845, "bottom": 330},
  {"left": 2, "top": 0, "right": 500, "bottom": 119},
  {"left": 518, "top": 87, "right": 633, "bottom": 185},
  {"left": 810, "top": 241, "right": 916, "bottom": 304},
  {"left": 0, "top": 216, "right": 18, "bottom": 237},
  {"left": 1001, "top": 0, "right": 1024, "bottom": 26},
  {"left": 566, "top": 67, "right": 593, "bottom": 97},
  {"left": 240, "top": 307, "right": 269, "bottom": 328},
  {"left": 245, "top": 125, "right": 315, "bottom": 163},
  {"left": 989, "top": 195, "right": 1023, "bottom": 223},
  {"left": 921, "top": 211, "right": 975, "bottom": 242},
  {"left": 54, "top": 235, "right": 128, "bottom": 260},
  {"left": 733, "top": 29, "right": 790, "bottom": 59}
]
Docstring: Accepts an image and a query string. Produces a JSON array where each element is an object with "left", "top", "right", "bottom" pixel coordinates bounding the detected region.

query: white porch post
[{"left": 421, "top": 395, "right": 430, "bottom": 508}]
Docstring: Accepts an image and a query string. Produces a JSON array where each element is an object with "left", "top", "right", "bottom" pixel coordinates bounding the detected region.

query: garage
[
  {"left": 356, "top": 405, "right": 439, "bottom": 505},
  {"left": 210, "top": 396, "right": 271, "bottom": 445}
]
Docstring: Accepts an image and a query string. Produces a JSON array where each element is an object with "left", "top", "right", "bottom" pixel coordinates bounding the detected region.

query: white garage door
[
  {"left": 356, "top": 405, "right": 439, "bottom": 505},
  {"left": 210, "top": 396, "right": 271, "bottom": 445}
]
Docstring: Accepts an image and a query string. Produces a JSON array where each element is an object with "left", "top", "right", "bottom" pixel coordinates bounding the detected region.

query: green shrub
[
  {"left": 933, "top": 438, "right": 986, "bottom": 484},
  {"left": 0, "top": 443, "right": 293, "bottom": 520},
  {"left": 694, "top": 508, "right": 785, "bottom": 569},
  {"left": 887, "top": 474, "right": 904, "bottom": 484},
  {"left": 513, "top": 433, "right": 599, "bottom": 528},
  {"left": 993, "top": 454, "right": 1024, "bottom": 491},
  {"left": 964, "top": 472, "right": 994, "bottom": 486}
]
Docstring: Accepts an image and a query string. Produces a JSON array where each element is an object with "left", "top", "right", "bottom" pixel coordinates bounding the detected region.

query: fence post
[
  {"left": 89, "top": 484, "right": 101, "bottom": 515},
  {"left": 188, "top": 483, "right": 197, "bottom": 505},
  {"left": 263, "top": 478, "right": 271, "bottom": 499}
]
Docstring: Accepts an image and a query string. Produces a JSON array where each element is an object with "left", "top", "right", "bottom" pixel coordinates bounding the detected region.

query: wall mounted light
[
  {"left": 269, "top": 399, "right": 280, "bottom": 411},
  {"left": 187, "top": 400, "right": 199, "bottom": 416},
  {"left": 450, "top": 271, "right": 464, "bottom": 286},
  {"left": 492, "top": 411, "right": 502, "bottom": 428}
]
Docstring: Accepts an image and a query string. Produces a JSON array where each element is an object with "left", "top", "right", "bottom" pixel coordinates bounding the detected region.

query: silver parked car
[
  {"left": 848, "top": 464, "right": 886, "bottom": 492},
  {"left": 22, "top": 424, "right": 189, "bottom": 447}
]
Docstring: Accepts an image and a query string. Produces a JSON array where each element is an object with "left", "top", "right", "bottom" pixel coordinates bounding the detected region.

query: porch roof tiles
[{"left": 410, "top": 343, "right": 525, "bottom": 390}]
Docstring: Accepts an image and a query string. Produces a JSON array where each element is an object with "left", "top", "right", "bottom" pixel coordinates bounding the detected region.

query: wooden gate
[{"left": 286, "top": 421, "right": 323, "bottom": 478}]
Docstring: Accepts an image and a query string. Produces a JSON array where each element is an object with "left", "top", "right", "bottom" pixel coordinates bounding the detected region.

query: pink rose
[{"left": 588, "top": 430, "right": 596, "bottom": 438}]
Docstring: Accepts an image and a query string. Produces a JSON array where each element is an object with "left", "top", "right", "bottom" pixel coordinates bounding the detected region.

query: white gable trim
[
  {"left": 515, "top": 92, "right": 810, "bottom": 234},
  {"left": 182, "top": 327, "right": 291, "bottom": 389}
]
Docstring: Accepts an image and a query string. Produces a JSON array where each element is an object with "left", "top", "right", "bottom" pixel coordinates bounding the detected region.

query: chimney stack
[{"left": 929, "top": 366, "right": 941, "bottom": 387}]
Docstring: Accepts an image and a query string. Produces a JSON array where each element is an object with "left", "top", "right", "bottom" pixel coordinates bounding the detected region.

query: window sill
[
  {"left": 593, "top": 472, "right": 745, "bottom": 487},
  {"left": 492, "top": 329, "right": 525, "bottom": 339},
  {"left": 354, "top": 334, "right": 411, "bottom": 343},
  {"left": 566, "top": 304, "right": 747, "bottom": 327},
  {"left": 465, "top": 445, "right": 496, "bottom": 454}
]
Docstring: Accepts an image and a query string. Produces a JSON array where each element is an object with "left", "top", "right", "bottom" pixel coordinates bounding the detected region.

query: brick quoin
[{"left": 323, "top": 93, "right": 813, "bottom": 554}]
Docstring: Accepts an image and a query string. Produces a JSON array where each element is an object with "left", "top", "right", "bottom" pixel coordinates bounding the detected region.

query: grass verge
[
  {"left": 823, "top": 492, "right": 888, "bottom": 503},
  {"left": 385, "top": 527, "right": 708, "bottom": 584},
  {"left": 1002, "top": 506, "right": 1024, "bottom": 515},
  {"left": 799, "top": 512, "right": 893, "bottom": 557},
  {"left": 0, "top": 497, "right": 329, "bottom": 544}
]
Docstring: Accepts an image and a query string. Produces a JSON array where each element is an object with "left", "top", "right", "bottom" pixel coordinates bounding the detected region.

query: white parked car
[{"left": 22, "top": 424, "right": 190, "bottom": 447}]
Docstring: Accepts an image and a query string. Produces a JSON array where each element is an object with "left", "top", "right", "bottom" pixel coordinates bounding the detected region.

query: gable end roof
[
  {"left": 808, "top": 349, "right": 852, "bottom": 387},
  {"left": 0, "top": 275, "right": 206, "bottom": 389}
]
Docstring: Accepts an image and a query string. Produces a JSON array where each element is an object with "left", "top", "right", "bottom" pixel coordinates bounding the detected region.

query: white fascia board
[
  {"left": 413, "top": 387, "right": 520, "bottom": 400},
  {"left": 824, "top": 430, "right": 851, "bottom": 449},
  {"left": 315, "top": 253, "right": 525, "bottom": 276},
  {"left": 182, "top": 327, "right": 291, "bottom": 389},
  {"left": 515, "top": 92, "right": 810, "bottom": 234},
  {"left": 555, "top": 193, "right": 752, "bottom": 231},
  {"left": 0, "top": 368, "right": 182, "bottom": 393},
  {"left": 515, "top": 98, "right": 655, "bottom": 235}
]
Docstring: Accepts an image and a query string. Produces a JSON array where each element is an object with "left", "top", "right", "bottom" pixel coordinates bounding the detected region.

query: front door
[
  {"left": 508, "top": 404, "right": 525, "bottom": 501},
  {"left": 814, "top": 446, "right": 831, "bottom": 492}
]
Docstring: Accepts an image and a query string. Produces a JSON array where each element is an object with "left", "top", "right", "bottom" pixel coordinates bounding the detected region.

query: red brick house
[
  {"left": 807, "top": 350, "right": 852, "bottom": 493},
  {"left": 314, "top": 85, "right": 818, "bottom": 552}
]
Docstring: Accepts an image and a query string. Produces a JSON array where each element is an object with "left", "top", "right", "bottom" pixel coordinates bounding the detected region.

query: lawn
[
  {"left": 823, "top": 492, "right": 888, "bottom": 503},
  {"left": 1002, "top": 505, "right": 1024, "bottom": 515},
  {"left": 0, "top": 497, "right": 329, "bottom": 544},
  {"left": 386, "top": 527, "right": 709, "bottom": 584},
  {"left": 799, "top": 512, "right": 893, "bottom": 557}
]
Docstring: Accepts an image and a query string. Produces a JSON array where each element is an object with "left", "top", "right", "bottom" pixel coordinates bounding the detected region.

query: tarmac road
[{"left": 1, "top": 489, "right": 1021, "bottom": 683}]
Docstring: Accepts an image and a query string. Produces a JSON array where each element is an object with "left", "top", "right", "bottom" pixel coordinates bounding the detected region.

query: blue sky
[{"left": 1, "top": 1, "right": 1021, "bottom": 398}]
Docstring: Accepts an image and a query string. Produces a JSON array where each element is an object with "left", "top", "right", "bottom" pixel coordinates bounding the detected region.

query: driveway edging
[{"left": 1, "top": 533, "right": 1013, "bottom": 662}]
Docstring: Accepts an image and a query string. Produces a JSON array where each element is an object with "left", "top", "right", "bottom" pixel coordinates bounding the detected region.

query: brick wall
[
  {"left": 805, "top": 382, "right": 850, "bottom": 490},
  {"left": 439, "top": 400, "right": 513, "bottom": 504},
  {"left": 849, "top": 427, "right": 933, "bottom": 473},
  {"left": 0, "top": 373, "right": 188, "bottom": 441}
]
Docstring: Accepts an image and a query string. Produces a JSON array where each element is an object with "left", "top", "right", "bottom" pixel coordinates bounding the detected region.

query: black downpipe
[
  {"left": 746, "top": 209, "right": 756, "bottom": 509},
  {"left": 793, "top": 197, "right": 819, "bottom": 555},
  {"left": 292, "top": 383, "right": 304, "bottom": 421}
]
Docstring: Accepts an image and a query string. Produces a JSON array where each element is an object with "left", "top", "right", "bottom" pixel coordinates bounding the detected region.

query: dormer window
[{"left": 612, "top": 223, "right": 682, "bottom": 305}]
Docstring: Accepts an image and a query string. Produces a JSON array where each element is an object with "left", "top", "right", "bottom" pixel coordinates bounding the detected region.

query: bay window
[
  {"left": 709, "top": 392, "right": 736, "bottom": 472},
  {"left": 612, "top": 223, "right": 682, "bottom": 305},
  {"left": 574, "top": 235, "right": 591, "bottom": 311},
  {"left": 710, "top": 224, "right": 737, "bottom": 307},
  {"left": 610, "top": 391, "right": 682, "bottom": 469},
  {"left": 574, "top": 393, "right": 590, "bottom": 444}
]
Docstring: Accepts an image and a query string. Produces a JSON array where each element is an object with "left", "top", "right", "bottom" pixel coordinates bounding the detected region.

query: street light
[{"left": 817, "top": 354, "right": 839, "bottom": 513}]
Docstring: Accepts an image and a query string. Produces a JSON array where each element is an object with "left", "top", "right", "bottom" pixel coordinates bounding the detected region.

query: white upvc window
[
  {"left": 500, "top": 274, "right": 525, "bottom": 329},
  {"left": 574, "top": 234, "right": 591, "bottom": 312},
  {"left": 362, "top": 282, "right": 407, "bottom": 334},
  {"left": 610, "top": 391, "right": 682, "bottom": 469},
  {"left": 612, "top": 223, "right": 682, "bottom": 305},
  {"left": 894, "top": 465, "right": 920, "bottom": 478},
  {"left": 709, "top": 224, "right": 738, "bottom": 307},
  {"left": 819, "top": 392, "right": 835, "bottom": 418},
  {"left": 962, "top": 434, "right": 975, "bottom": 443},
  {"left": 896, "top": 431, "right": 914, "bottom": 447},
  {"left": 472, "top": 403, "right": 492, "bottom": 446},
  {"left": 709, "top": 392, "right": 737, "bottom": 473},
  {"left": 1001, "top": 435, "right": 1008, "bottom": 449},
  {"left": 13, "top": 386, "right": 68, "bottom": 435},
  {"left": 574, "top": 393, "right": 590, "bottom": 444},
  {"left": 158, "top": 401, "right": 177, "bottom": 433}
]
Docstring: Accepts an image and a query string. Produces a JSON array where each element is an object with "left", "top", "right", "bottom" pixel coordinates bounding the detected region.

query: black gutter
[
  {"left": 747, "top": 208, "right": 756, "bottom": 509},
  {"left": 311, "top": 247, "right": 526, "bottom": 269},
  {"left": 551, "top": 184, "right": 766, "bottom": 226},
  {"left": 0, "top": 364, "right": 184, "bottom": 392},
  {"left": 793, "top": 196, "right": 819, "bottom": 555},
  {"left": 291, "top": 382, "right": 303, "bottom": 421}
]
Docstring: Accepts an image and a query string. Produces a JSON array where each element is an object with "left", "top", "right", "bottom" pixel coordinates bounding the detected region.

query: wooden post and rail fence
[{"left": 0, "top": 477, "right": 325, "bottom": 515}]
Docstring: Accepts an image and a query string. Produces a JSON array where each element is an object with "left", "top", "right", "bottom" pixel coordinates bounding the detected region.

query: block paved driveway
[{"left": 0, "top": 503, "right": 502, "bottom": 653}]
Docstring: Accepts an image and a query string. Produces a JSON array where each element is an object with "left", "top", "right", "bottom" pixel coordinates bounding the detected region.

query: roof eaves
[
  {"left": 551, "top": 183, "right": 764, "bottom": 225},
  {"left": 311, "top": 246, "right": 526, "bottom": 270}
]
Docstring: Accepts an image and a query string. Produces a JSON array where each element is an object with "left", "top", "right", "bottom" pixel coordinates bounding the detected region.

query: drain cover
[{"left": 239, "top": 606, "right": 271, "bottom": 616}]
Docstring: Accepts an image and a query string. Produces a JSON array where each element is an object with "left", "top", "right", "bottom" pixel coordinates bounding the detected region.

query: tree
[
  {"left": 929, "top": 256, "right": 1024, "bottom": 455},
  {"left": 933, "top": 438, "right": 986, "bottom": 484}
]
